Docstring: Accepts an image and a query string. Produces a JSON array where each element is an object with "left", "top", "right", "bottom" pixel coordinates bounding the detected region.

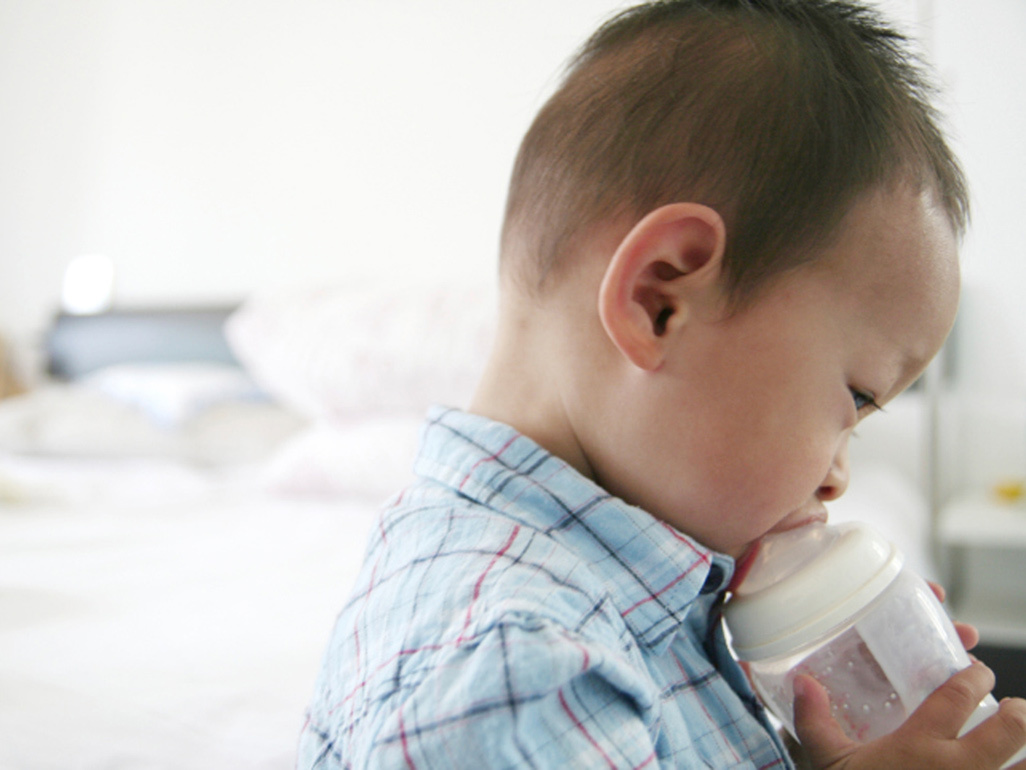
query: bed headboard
[{"left": 45, "top": 306, "right": 241, "bottom": 380}]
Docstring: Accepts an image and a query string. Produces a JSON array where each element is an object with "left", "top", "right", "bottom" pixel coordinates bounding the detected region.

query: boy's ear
[{"left": 598, "top": 202, "right": 726, "bottom": 371}]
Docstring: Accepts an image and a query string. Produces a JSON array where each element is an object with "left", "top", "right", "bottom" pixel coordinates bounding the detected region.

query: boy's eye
[{"left": 850, "top": 388, "right": 880, "bottom": 413}]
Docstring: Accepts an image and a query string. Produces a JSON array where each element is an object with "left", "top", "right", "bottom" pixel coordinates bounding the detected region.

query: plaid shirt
[{"left": 299, "top": 407, "right": 791, "bottom": 769}]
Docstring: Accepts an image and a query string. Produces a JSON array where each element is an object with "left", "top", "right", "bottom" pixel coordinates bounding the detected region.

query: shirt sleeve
[{"left": 363, "top": 614, "right": 663, "bottom": 769}]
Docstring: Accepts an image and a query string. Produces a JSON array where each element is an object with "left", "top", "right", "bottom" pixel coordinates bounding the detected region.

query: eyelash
[{"left": 850, "top": 388, "right": 881, "bottom": 413}]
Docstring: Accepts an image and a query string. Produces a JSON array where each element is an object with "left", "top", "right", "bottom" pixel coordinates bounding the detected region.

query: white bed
[
  {"left": 0, "top": 470, "right": 379, "bottom": 770},
  {"left": 0, "top": 279, "right": 937, "bottom": 768},
  {"left": 0, "top": 282, "right": 494, "bottom": 769}
]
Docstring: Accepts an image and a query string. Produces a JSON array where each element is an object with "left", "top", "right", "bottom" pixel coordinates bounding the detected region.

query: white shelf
[
  {"left": 939, "top": 493, "right": 1026, "bottom": 548},
  {"left": 939, "top": 493, "right": 1026, "bottom": 648},
  {"left": 955, "top": 602, "right": 1026, "bottom": 648}
]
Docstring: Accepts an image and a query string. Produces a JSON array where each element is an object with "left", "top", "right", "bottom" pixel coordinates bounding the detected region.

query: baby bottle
[{"left": 723, "top": 521, "right": 1026, "bottom": 766}]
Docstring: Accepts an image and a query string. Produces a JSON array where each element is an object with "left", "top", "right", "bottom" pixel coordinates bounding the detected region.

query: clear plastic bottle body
[
  {"left": 746, "top": 567, "right": 970, "bottom": 742},
  {"left": 726, "top": 522, "right": 1026, "bottom": 767}
]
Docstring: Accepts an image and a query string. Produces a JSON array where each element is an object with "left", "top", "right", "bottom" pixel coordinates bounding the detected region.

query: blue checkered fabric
[{"left": 299, "top": 407, "right": 791, "bottom": 769}]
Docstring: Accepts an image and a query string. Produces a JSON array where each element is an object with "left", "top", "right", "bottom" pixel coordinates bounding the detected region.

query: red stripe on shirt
[
  {"left": 398, "top": 701, "right": 417, "bottom": 769},
  {"left": 457, "top": 525, "right": 520, "bottom": 643},
  {"left": 558, "top": 689, "right": 617, "bottom": 770},
  {"left": 458, "top": 434, "right": 518, "bottom": 491},
  {"left": 621, "top": 557, "right": 706, "bottom": 617}
]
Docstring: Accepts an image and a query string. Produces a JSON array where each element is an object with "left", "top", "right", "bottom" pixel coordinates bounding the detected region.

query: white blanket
[{"left": 0, "top": 459, "right": 380, "bottom": 770}]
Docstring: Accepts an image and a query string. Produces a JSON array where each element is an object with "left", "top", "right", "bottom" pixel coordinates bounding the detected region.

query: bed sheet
[{"left": 0, "top": 458, "right": 381, "bottom": 770}]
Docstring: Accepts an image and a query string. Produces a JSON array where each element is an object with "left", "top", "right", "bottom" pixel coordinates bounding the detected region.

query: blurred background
[
  {"left": 2, "top": 0, "right": 1020, "bottom": 379},
  {"left": 1, "top": 2, "right": 1025, "bottom": 765}
]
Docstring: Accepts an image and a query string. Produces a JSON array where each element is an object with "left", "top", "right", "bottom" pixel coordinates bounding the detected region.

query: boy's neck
[{"left": 469, "top": 290, "right": 596, "bottom": 481}]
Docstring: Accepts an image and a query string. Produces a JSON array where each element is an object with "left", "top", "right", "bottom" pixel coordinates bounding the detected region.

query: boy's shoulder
[
  {"left": 298, "top": 411, "right": 778, "bottom": 769},
  {"left": 367, "top": 474, "right": 633, "bottom": 645},
  {"left": 367, "top": 406, "right": 725, "bottom": 647},
  {"left": 300, "top": 478, "right": 657, "bottom": 768}
]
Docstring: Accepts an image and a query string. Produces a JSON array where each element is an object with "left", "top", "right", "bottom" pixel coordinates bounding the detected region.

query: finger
[
  {"left": 792, "top": 674, "right": 857, "bottom": 768},
  {"left": 928, "top": 580, "right": 947, "bottom": 604},
  {"left": 925, "top": 582, "right": 980, "bottom": 651},
  {"left": 955, "top": 620, "right": 980, "bottom": 651},
  {"left": 960, "top": 697, "right": 1026, "bottom": 768},
  {"left": 905, "top": 661, "right": 996, "bottom": 739}
]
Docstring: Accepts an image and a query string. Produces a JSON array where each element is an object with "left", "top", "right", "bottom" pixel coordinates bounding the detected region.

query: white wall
[
  {"left": 935, "top": 0, "right": 1026, "bottom": 388},
  {"left": 930, "top": 0, "right": 1026, "bottom": 491},
  {"left": 0, "top": 0, "right": 628, "bottom": 350},
  {"left": 2, "top": 1, "right": 1024, "bottom": 488}
]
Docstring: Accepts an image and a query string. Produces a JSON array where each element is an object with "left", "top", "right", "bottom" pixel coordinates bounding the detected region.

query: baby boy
[{"left": 299, "top": 1, "right": 1026, "bottom": 767}]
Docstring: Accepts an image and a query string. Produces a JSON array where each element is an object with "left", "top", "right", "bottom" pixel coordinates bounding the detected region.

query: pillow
[
  {"left": 0, "top": 384, "right": 304, "bottom": 466},
  {"left": 178, "top": 401, "right": 307, "bottom": 466},
  {"left": 0, "top": 386, "right": 179, "bottom": 460},
  {"left": 82, "top": 363, "right": 267, "bottom": 428},
  {"left": 261, "top": 416, "right": 421, "bottom": 500},
  {"left": 224, "top": 280, "right": 496, "bottom": 422}
]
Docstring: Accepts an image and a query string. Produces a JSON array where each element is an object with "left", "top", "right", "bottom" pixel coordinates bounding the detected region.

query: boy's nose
[{"left": 816, "top": 439, "right": 850, "bottom": 502}]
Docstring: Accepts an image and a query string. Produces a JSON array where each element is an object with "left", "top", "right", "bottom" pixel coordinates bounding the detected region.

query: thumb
[{"left": 792, "top": 674, "right": 858, "bottom": 769}]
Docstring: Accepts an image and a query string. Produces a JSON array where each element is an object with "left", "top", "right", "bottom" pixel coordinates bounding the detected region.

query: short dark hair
[{"left": 500, "top": 0, "right": 968, "bottom": 305}]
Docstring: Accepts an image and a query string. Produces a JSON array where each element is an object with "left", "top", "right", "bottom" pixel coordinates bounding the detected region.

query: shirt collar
[{"left": 414, "top": 406, "right": 734, "bottom": 651}]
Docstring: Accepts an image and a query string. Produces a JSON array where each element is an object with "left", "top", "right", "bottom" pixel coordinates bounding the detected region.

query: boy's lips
[
  {"left": 727, "top": 541, "right": 760, "bottom": 593},
  {"left": 767, "top": 505, "right": 828, "bottom": 536},
  {"left": 727, "top": 507, "right": 828, "bottom": 593}
]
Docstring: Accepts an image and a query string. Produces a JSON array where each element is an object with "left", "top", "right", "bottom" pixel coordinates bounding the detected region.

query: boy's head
[
  {"left": 500, "top": 0, "right": 967, "bottom": 306},
  {"left": 473, "top": 0, "right": 963, "bottom": 561}
]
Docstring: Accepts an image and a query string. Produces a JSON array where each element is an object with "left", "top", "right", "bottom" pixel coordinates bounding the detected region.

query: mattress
[{"left": 0, "top": 456, "right": 381, "bottom": 769}]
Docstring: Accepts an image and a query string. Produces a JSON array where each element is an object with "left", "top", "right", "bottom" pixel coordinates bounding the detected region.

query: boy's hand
[
  {"left": 793, "top": 662, "right": 1026, "bottom": 769},
  {"left": 927, "top": 579, "right": 980, "bottom": 651}
]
